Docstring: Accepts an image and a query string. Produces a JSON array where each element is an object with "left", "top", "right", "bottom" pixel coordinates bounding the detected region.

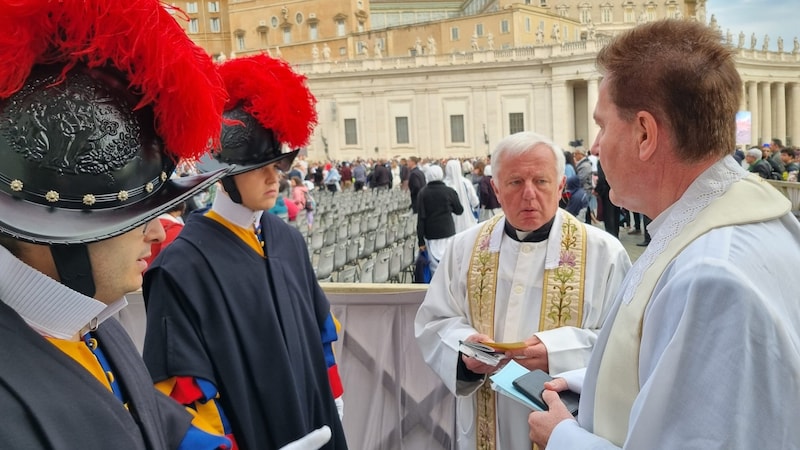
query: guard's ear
[{"left": 636, "top": 111, "right": 658, "bottom": 162}]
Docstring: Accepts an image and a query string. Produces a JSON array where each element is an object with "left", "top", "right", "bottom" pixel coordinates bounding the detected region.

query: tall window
[
  {"left": 237, "top": 35, "right": 245, "bottom": 50},
  {"left": 396, "top": 117, "right": 409, "bottom": 144},
  {"left": 624, "top": 6, "right": 635, "bottom": 23},
  {"left": 336, "top": 19, "right": 346, "bottom": 37},
  {"left": 450, "top": 115, "right": 465, "bottom": 143},
  {"left": 509, "top": 113, "right": 524, "bottom": 134},
  {"left": 501, "top": 20, "right": 510, "bottom": 34},
  {"left": 207, "top": 1, "right": 219, "bottom": 12},
  {"left": 602, "top": 7, "right": 612, "bottom": 23},
  {"left": 451, "top": 27, "right": 459, "bottom": 41},
  {"left": 188, "top": 18, "right": 199, "bottom": 33},
  {"left": 186, "top": 2, "right": 198, "bottom": 13},
  {"left": 475, "top": 23, "right": 484, "bottom": 36},
  {"left": 666, "top": 4, "right": 677, "bottom": 18},
  {"left": 345, "top": 119, "right": 358, "bottom": 145},
  {"left": 309, "top": 23, "right": 318, "bottom": 40},
  {"left": 525, "top": 18, "right": 531, "bottom": 32},
  {"left": 209, "top": 17, "right": 220, "bottom": 32},
  {"left": 283, "top": 28, "right": 291, "bottom": 44},
  {"left": 580, "top": 8, "right": 591, "bottom": 24}
]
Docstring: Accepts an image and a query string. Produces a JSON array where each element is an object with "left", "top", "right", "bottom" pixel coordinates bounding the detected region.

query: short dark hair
[
  {"left": 780, "top": 147, "right": 796, "bottom": 157},
  {"left": 596, "top": 20, "right": 741, "bottom": 162}
]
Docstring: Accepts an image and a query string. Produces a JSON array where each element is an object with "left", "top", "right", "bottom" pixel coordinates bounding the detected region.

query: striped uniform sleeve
[
  {"left": 321, "top": 313, "right": 344, "bottom": 399},
  {"left": 156, "top": 377, "right": 238, "bottom": 450}
]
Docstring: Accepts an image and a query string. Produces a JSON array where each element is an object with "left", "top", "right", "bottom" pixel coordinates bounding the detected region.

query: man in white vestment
[
  {"left": 415, "top": 131, "right": 631, "bottom": 450},
  {"left": 529, "top": 20, "right": 800, "bottom": 450}
]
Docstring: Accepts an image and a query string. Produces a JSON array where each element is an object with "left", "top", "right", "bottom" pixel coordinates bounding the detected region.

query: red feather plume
[
  {"left": 218, "top": 54, "right": 318, "bottom": 149},
  {"left": 0, "top": 0, "right": 227, "bottom": 161}
]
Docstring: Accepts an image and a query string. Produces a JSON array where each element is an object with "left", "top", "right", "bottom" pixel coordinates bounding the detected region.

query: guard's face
[
  {"left": 88, "top": 219, "right": 165, "bottom": 304},
  {"left": 491, "top": 145, "right": 565, "bottom": 232},
  {"left": 234, "top": 162, "right": 281, "bottom": 211}
]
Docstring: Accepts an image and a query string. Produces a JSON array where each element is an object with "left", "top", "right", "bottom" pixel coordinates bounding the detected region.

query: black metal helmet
[
  {"left": 0, "top": 64, "right": 225, "bottom": 244},
  {"left": 0, "top": 0, "right": 228, "bottom": 297},
  {"left": 197, "top": 54, "right": 317, "bottom": 203}
]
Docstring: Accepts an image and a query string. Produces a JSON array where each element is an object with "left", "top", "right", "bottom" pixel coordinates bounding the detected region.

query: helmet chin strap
[
  {"left": 50, "top": 244, "right": 96, "bottom": 298},
  {"left": 221, "top": 176, "right": 242, "bottom": 204}
]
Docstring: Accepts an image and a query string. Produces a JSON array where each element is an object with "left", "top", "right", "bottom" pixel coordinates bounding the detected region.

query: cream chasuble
[
  {"left": 593, "top": 174, "right": 791, "bottom": 445},
  {"left": 467, "top": 212, "right": 587, "bottom": 450},
  {"left": 415, "top": 208, "right": 630, "bottom": 450}
]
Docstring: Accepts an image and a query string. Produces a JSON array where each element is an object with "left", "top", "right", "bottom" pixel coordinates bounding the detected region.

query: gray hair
[
  {"left": 746, "top": 148, "right": 763, "bottom": 159},
  {"left": 491, "top": 131, "right": 566, "bottom": 180}
]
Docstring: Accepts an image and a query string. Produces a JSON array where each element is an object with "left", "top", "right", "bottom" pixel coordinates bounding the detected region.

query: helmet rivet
[
  {"left": 9, "top": 179, "right": 23, "bottom": 192},
  {"left": 145, "top": 182, "right": 154, "bottom": 193},
  {"left": 160, "top": 172, "right": 168, "bottom": 182},
  {"left": 82, "top": 194, "right": 96, "bottom": 206},
  {"left": 117, "top": 190, "right": 129, "bottom": 201},
  {"left": 45, "top": 190, "right": 60, "bottom": 202}
]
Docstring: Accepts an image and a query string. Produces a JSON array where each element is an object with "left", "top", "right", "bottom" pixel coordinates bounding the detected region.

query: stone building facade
[{"left": 174, "top": 0, "right": 800, "bottom": 161}]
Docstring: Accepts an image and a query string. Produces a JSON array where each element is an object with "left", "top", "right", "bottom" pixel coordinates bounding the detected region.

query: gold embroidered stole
[
  {"left": 467, "top": 212, "right": 587, "bottom": 450},
  {"left": 593, "top": 175, "right": 790, "bottom": 445}
]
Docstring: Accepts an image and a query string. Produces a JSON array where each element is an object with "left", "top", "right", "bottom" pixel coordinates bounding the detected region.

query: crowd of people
[{"left": 1, "top": 5, "right": 798, "bottom": 450}]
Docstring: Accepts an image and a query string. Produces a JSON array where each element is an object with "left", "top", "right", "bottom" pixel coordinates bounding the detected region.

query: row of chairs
[
  {"left": 304, "top": 188, "right": 418, "bottom": 283},
  {"left": 315, "top": 236, "right": 418, "bottom": 283}
]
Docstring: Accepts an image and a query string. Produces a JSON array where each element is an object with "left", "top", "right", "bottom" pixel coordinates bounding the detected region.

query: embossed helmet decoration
[
  {"left": 197, "top": 54, "right": 317, "bottom": 204},
  {"left": 0, "top": 0, "right": 228, "bottom": 245}
]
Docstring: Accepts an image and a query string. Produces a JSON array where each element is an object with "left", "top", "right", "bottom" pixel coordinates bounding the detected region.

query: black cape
[
  {"left": 143, "top": 212, "right": 347, "bottom": 450},
  {"left": 0, "top": 301, "right": 191, "bottom": 449}
]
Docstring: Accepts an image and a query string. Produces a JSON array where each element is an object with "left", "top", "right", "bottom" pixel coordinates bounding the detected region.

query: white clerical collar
[
  {"left": 211, "top": 189, "right": 263, "bottom": 228},
  {"left": 0, "top": 246, "right": 127, "bottom": 340},
  {"left": 621, "top": 155, "right": 748, "bottom": 304},
  {"left": 491, "top": 212, "right": 565, "bottom": 270}
]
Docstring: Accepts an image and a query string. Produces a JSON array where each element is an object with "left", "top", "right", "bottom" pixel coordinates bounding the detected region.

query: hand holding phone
[{"left": 512, "top": 369, "right": 579, "bottom": 416}]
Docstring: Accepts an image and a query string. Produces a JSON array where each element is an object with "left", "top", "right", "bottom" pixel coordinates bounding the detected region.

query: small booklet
[{"left": 458, "top": 340, "right": 526, "bottom": 366}]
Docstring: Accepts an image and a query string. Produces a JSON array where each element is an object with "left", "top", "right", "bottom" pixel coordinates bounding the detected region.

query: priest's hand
[
  {"left": 461, "top": 333, "right": 506, "bottom": 374},
  {"left": 528, "top": 378, "right": 575, "bottom": 448},
  {"left": 504, "top": 335, "right": 549, "bottom": 372}
]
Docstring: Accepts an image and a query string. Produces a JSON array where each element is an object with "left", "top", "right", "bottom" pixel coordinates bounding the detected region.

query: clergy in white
[
  {"left": 415, "top": 131, "right": 631, "bottom": 450},
  {"left": 528, "top": 20, "right": 800, "bottom": 450}
]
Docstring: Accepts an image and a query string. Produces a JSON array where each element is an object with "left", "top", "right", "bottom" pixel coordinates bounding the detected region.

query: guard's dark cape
[
  {"left": 0, "top": 301, "right": 191, "bottom": 449},
  {"left": 143, "top": 212, "right": 347, "bottom": 450}
]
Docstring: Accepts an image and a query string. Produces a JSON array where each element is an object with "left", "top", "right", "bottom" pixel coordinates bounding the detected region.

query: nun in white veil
[{"left": 443, "top": 159, "right": 479, "bottom": 233}]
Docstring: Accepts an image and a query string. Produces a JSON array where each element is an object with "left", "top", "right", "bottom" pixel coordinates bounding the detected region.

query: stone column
[
  {"left": 760, "top": 81, "right": 771, "bottom": 145},
  {"left": 775, "top": 82, "right": 786, "bottom": 144},
  {"left": 587, "top": 76, "right": 600, "bottom": 147},
  {"left": 739, "top": 79, "right": 747, "bottom": 112},
  {"left": 790, "top": 83, "right": 800, "bottom": 146},
  {"left": 747, "top": 81, "right": 759, "bottom": 146},
  {"left": 550, "top": 81, "right": 571, "bottom": 145}
]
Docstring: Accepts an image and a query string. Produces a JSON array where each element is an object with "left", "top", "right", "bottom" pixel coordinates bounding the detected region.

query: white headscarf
[
  {"left": 443, "top": 159, "right": 479, "bottom": 232},
  {"left": 426, "top": 164, "right": 443, "bottom": 182}
]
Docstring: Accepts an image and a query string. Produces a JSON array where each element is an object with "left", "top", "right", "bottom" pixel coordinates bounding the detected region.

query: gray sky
[{"left": 707, "top": 0, "right": 799, "bottom": 51}]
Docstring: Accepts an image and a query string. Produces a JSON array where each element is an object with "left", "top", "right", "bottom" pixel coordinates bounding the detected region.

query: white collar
[
  {"left": 489, "top": 211, "right": 565, "bottom": 270},
  {"left": 0, "top": 246, "right": 128, "bottom": 340},
  {"left": 211, "top": 190, "right": 263, "bottom": 228},
  {"left": 621, "top": 156, "right": 748, "bottom": 304}
]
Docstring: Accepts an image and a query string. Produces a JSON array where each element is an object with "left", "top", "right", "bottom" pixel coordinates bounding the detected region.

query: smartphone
[{"left": 512, "top": 369, "right": 579, "bottom": 416}]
